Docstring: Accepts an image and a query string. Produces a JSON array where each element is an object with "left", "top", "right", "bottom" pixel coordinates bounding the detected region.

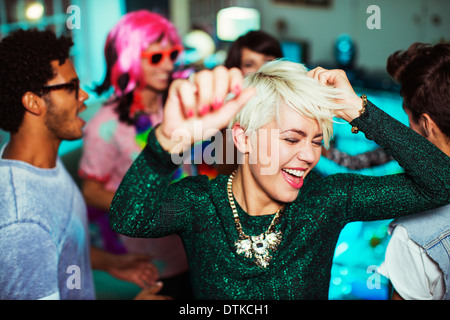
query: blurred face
[
  {"left": 245, "top": 104, "right": 323, "bottom": 203},
  {"left": 43, "top": 59, "right": 89, "bottom": 141},
  {"left": 141, "top": 42, "right": 179, "bottom": 92},
  {"left": 240, "top": 47, "right": 276, "bottom": 76}
]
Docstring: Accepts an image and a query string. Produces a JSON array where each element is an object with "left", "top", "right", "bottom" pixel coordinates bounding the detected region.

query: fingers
[
  {"left": 214, "top": 87, "right": 256, "bottom": 128},
  {"left": 122, "top": 254, "right": 159, "bottom": 288},
  {"left": 168, "top": 79, "right": 197, "bottom": 118},
  {"left": 307, "top": 67, "right": 349, "bottom": 88},
  {"left": 228, "top": 67, "right": 244, "bottom": 96},
  {"left": 144, "top": 281, "right": 163, "bottom": 294},
  {"left": 160, "top": 66, "right": 252, "bottom": 151},
  {"left": 182, "top": 66, "right": 245, "bottom": 118},
  {"left": 211, "top": 66, "right": 229, "bottom": 111},
  {"left": 307, "top": 66, "right": 363, "bottom": 117},
  {"left": 307, "top": 66, "right": 337, "bottom": 85},
  {"left": 306, "top": 66, "right": 326, "bottom": 83},
  {"left": 195, "top": 69, "right": 215, "bottom": 115},
  {"left": 134, "top": 282, "right": 174, "bottom": 300},
  {"left": 140, "top": 263, "right": 159, "bottom": 287}
]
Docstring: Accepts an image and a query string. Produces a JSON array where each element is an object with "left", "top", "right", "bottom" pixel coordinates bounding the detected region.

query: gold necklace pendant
[
  {"left": 227, "top": 171, "right": 284, "bottom": 268},
  {"left": 235, "top": 231, "right": 283, "bottom": 268}
]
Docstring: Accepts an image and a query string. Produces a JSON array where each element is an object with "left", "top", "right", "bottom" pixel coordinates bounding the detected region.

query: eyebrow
[{"left": 281, "top": 129, "right": 323, "bottom": 139}]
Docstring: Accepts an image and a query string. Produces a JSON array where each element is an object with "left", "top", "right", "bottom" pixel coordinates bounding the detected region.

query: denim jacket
[{"left": 392, "top": 204, "right": 450, "bottom": 300}]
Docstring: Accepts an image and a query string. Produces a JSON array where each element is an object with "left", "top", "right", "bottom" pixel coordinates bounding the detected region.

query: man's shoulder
[{"left": 0, "top": 159, "right": 77, "bottom": 230}]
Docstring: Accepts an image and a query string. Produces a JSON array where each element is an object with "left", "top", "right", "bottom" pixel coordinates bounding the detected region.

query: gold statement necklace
[{"left": 227, "top": 171, "right": 285, "bottom": 268}]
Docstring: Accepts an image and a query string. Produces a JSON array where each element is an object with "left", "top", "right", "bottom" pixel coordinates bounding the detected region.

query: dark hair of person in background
[
  {"left": 224, "top": 30, "right": 283, "bottom": 69},
  {"left": 0, "top": 29, "right": 73, "bottom": 133},
  {"left": 387, "top": 42, "right": 450, "bottom": 139}
]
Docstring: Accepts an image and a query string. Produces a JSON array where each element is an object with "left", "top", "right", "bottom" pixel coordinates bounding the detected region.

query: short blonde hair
[{"left": 230, "top": 60, "right": 345, "bottom": 148}]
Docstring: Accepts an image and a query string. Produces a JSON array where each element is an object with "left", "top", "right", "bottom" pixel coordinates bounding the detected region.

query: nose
[
  {"left": 296, "top": 142, "right": 317, "bottom": 165},
  {"left": 78, "top": 87, "right": 89, "bottom": 102},
  {"left": 161, "top": 58, "right": 175, "bottom": 71},
  {"left": 160, "top": 54, "right": 176, "bottom": 71}
]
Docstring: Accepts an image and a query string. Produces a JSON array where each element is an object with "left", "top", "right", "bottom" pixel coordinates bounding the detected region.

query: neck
[
  {"left": 231, "top": 166, "right": 283, "bottom": 217},
  {"left": 140, "top": 88, "right": 161, "bottom": 114},
  {"left": 429, "top": 132, "right": 450, "bottom": 157},
  {"left": 438, "top": 139, "right": 450, "bottom": 157},
  {"left": 3, "top": 129, "right": 60, "bottom": 169},
  {"left": 441, "top": 143, "right": 450, "bottom": 157}
]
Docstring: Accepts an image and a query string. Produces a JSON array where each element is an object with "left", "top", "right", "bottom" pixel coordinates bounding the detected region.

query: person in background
[
  {"left": 0, "top": 28, "right": 164, "bottom": 300},
  {"left": 78, "top": 10, "right": 192, "bottom": 299},
  {"left": 379, "top": 42, "right": 450, "bottom": 300},
  {"left": 224, "top": 30, "right": 283, "bottom": 76}
]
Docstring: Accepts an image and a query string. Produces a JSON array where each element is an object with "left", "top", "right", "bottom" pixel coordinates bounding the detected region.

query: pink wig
[{"left": 106, "top": 10, "right": 182, "bottom": 96}]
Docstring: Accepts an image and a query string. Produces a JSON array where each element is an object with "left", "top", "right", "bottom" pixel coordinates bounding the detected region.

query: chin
[
  {"left": 148, "top": 79, "right": 169, "bottom": 91},
  {"left": 276, "top": 189, "right": 300, "bottom": 204},
  {"left": 63, "top": 129, "right": 84, "bottom": 141},
  {"left": 63, "top": 134, "right": 83, "bottom": 141}
]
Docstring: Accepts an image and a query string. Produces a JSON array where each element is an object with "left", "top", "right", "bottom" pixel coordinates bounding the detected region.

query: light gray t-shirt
[{"left": 0, "top": 145, "right": 95, "bottom": 300}]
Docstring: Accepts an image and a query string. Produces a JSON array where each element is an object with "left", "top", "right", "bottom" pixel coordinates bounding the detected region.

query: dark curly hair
[
  {"left": 387, "top": 42, "right": 450, "bottom": 139},
  {"left": 0, "top": 29, "right": 74, "bottom": 133}
]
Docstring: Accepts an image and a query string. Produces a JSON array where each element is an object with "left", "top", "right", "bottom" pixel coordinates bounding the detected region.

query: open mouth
[
  {"left": 281, "top": 168, "right": 306, "bottom": 189},
  {"left": 77, "top": 116, "right": 86, "bottom": 126},
  {"left": 77, "top": 104, "right": 87, "bottom": 126}
]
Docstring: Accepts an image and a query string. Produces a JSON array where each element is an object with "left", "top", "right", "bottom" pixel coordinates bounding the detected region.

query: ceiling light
[
  {"left": 217, "top": 7, "right": 261, "bottom": 41},
  {"left": 26, "top": 2, "right": 45, "bottom": 20}
]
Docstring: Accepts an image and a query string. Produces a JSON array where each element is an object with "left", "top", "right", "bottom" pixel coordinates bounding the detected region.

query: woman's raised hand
[
  {"left": 155, "top": 66, "right": 256, "bottom": 154},
  {"left": 307, "top": 67, "right": 364, "bottom": 122}
]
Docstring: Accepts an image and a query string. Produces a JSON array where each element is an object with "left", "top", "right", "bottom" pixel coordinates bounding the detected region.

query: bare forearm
[
  {"left": 82, "top": 179, "right": 115, "bottom": 212},
  {"left": 89, "top": 246, "right": 115, "bottom": 271}
]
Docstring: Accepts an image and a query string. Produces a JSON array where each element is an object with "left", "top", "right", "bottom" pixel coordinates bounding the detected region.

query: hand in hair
[
  {"left": 155, "top": 66, "right": 256, "bottom": 154},
  {"left": 307, "top": 67, "right": 364, "bottom": 122}
]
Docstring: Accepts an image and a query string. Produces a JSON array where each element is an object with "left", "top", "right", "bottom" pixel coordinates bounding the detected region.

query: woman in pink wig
[{"left": 78, "top": 10, "right": 192, "bottom": 299}]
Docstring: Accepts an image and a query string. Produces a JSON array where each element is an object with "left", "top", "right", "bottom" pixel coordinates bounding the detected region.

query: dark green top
[{"left": 110, "top": 102, "right": 450, "bottom": 300}]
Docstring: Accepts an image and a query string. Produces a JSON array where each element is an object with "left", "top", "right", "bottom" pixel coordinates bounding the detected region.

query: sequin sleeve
[
  {"left": 109, "top": 127, "right": 207, "bottom": 238},
  {"left": 321, "top": 101, "right": 450, "bottom": 222}
]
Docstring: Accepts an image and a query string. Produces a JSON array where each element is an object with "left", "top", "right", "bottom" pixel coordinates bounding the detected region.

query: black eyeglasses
[{"left": 39, "top": 79, "right": 80, "bottom": 99}]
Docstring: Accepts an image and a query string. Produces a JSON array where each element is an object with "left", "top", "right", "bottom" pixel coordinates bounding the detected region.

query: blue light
[{"left": 335, "top": 34, "right": 355, "bottom": 67}]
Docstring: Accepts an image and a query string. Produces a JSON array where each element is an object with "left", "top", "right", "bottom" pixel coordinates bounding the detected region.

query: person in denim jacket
[{"left": 379, "top": 42, "right": 450, "bottom": 300}]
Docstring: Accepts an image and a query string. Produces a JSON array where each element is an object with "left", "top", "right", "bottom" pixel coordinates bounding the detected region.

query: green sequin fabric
[{"left": 110, "top": 102, "right": 450, "bottom": 299}]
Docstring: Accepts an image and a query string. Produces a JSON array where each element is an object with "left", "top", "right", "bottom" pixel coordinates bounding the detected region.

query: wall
[
  {"left": 70, "top": 0, "right": 126, "bottom": 89},
  {"left": 254, "top": 0, "right": 450, "bottom": 70}
]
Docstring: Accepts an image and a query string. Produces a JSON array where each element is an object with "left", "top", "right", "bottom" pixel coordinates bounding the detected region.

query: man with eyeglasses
[{"left": 0, "top": 29, "right": 167, "bottom": 300}]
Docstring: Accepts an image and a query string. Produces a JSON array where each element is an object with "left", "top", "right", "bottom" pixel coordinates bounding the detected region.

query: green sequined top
[{"left": 110, "top": 102, "right": 450, "bottom": 300}]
